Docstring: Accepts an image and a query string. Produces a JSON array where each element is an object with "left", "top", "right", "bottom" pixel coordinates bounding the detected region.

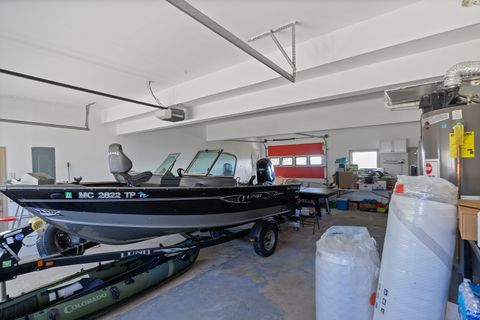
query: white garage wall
[
  {"left": 0, "top": 102, "right": 207, "bottom": 182},
  {"left": 0, "top": 108, "right": 117, "bottom": 182},
  {"left": 0, "top": 105, "right": 257, "bottom": 183},
  {"left": 320, "top": 122, "right": 420, "bottom": 179}
]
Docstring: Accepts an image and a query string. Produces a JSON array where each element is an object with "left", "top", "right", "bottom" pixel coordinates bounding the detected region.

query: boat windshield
[
  {"left": 154, "top": 153, "right": 180, "bottom": 175},
  {"left": 185, "top": 150, "right": 237, "bottom": 176}
]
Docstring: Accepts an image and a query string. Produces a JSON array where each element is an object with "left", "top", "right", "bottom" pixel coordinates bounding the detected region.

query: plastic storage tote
[{"left": 336, "top": 199, "right": 349, "bottom": 211}]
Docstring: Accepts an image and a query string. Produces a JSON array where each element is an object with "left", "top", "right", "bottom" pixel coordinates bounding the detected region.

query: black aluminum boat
[{"left": 0, "top": 145, "right": 299, "bottom": 245}]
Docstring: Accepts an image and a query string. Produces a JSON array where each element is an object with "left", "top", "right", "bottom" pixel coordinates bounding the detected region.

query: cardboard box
[
  {"left": 358, "top": 183, "right": 373, "bottom": 191},
  {"left": 349, "top": 202, "right": 359, "bottom": 211},
  {"left": 359, "top": 202, "right": 377, "bottom": 212},
  {"left": 336, "top": 172, "right": 356, "bottom": 189},
  {"left": 458, "top": 199, "right": 480, "bottom": 241}
]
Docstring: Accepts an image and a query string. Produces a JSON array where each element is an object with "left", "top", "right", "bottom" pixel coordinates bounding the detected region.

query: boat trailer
[{"left": 0, "top": 215, "right": 284, "bottom": 312}]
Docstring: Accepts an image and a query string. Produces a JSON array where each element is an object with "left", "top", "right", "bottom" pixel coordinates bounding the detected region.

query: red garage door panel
[
  {"left": 268, "top": 143, "right": 324, "bottom": 156},
  {"left": 268, "top": 142, "right": 325, "bottom": 179},
  {"left": 275, "top": 167, "right": 324, "bottom": 178}
]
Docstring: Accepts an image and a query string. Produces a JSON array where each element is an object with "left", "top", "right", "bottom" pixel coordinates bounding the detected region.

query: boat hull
[{"left": 2, "top": 184, "right": 299, "bottom": 244}]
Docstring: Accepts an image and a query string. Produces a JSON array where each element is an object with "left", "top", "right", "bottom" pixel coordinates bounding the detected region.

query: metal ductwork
[
  {"left": 384, "top": 81, "right": 443, "bottom": 110},
  {"left": 384, "top": 61, "right": 480, "bottom": 110},
  {"left": 444, "top": 61, "right": 480, "bottom": 89}
]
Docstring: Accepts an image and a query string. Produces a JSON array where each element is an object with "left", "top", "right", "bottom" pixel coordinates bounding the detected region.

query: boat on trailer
[
  {"left": 0, "top": 146, "right": 300, "bottom": 318},
  {"left": 0, "top": 145, "right": 300, "bottom": 245}
]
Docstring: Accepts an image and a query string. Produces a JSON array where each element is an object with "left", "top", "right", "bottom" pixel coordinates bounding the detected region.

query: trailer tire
[
  {"left": 37, "top": 225, "right": 84, "bottom": 257},
  {"left": 253, "top": 222, "right": 278, "bottom": 257}
]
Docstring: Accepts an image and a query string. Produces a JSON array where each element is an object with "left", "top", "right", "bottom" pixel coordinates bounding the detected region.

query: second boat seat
[{"left": 108, "top": 143, "right": 153, "bottom": 186}]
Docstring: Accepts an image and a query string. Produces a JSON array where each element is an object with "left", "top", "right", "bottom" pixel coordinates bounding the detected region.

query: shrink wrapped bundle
[
  {"left": 373, "top": 175, "right": 458, "bottom": 320},
  {"left": 316, "top": 226, "right": 380, "bottom": 320}
]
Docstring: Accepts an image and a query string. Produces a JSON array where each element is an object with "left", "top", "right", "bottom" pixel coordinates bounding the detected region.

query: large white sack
[
  {"left": 373, "top": 175, "right": 457, "bottom": 320},
  {"left": 316, "top": 225, "right": 380, "bottom": 320}
]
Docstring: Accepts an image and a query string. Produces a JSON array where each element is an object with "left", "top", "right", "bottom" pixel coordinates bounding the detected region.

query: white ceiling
[{"left": 0, "top": 0, "right": 418, "bottom": 109}]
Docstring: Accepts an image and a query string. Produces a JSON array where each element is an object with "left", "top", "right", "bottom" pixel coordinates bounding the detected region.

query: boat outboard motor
[
  {"left": 256, "top": 158, "right": 275, "bottom": 185},
  {"left": 108, "top": 143, "right": 153, "bottom": 186}
]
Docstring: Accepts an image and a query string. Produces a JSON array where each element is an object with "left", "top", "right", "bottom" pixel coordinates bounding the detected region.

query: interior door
[{"left": 32, "top": 147, "right": 56, "bottom": 179}]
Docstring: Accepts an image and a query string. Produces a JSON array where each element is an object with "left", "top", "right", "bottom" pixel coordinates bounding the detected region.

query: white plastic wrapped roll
[
  {"left": 316, "top": 226, "right": 380, "bottom": 320},
  {"left": 373, "top": 176, "right": 458, "bottom": 320}
]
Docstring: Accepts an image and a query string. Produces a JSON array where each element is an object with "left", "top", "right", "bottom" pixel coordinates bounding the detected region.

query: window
[
  {"left": 295, "top": 156, "right": 307, "bottom": 166},
  {"left": 186, "top": 150, "right": 219, "bottom": 175},
  {"left": 350, "top": 150, "right": 378, "bottom": 169},
  {"left": 154, "top": 153, "right": 180, "bottom": 175},
  {"left": 210, "top": 153, "right": 237, "bottom": 176},
  {"left": 310, "top": 156, "right": 323, "bottom": 165},
  {"left": 281, "top": 157, "right": 293, "bottom": 166},
  {"left": 270, "top": 157, "right": 280, "bottom": 166}
]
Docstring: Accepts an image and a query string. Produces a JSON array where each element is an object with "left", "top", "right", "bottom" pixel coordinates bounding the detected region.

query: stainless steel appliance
[{"left": 420, "top": 103, "right": 480, "bottom": 196}]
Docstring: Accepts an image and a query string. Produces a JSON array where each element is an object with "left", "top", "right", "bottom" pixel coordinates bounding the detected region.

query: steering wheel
[{"left": 177, "top": 168, "right": 185, "bottom": 177}]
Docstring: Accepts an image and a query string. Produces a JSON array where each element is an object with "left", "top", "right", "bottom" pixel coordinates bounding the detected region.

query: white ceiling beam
[
  {"left": 205, "top": 94, "right": 421, "bottom": 141},
  {"left": 115, "top": 37, "right": 480, "bottom": 135},
  {"left": 103, "top": 0, "right": 480, "bottom": 124}
]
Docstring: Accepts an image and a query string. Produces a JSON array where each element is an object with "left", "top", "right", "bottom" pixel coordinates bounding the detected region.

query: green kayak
[{"left": 0, "top": 248, "right": 199, "bottom": 320}]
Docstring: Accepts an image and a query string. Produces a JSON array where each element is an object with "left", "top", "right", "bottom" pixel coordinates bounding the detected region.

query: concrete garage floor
[
  {"left": 99, "top": 210, "right": 387, "bottom": 320},
  {"left": 5, "top": 210, "right": 387, "bottom": 319}
]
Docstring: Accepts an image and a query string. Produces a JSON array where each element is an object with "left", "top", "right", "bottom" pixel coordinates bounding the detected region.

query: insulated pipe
[{"left": 444, "top": 61, "right": 480, "bottom": 88}]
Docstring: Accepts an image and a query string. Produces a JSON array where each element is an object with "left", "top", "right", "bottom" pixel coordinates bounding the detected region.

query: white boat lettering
[
  {"left": 120, "top": 249, "right": 151, "bottom": 258},
  {"left": 124, "top": 192, "right": 136, "bottom": 198},
  {"left": 78, "top": 192, "right": 94, "bottom": 199},
  {"left": 98, "top": 192, "right": 121, "bottom": 199},
  {"left": 221, "top": 192, "right": 275, "bottom": 204},
  {"left": 34, "top": 209, "right": 61, "bottom": 216},
  {"left": 63, "top": 292, "right": 108, "bottom": 314},
  {"left": 241, "top": 193, "right": 266, "bottom": 202}
]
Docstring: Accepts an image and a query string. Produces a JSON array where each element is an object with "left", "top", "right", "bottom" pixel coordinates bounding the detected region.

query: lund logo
[
  {"left": 120, "top": 249, "right": 151, "bottom": 258},
  {"left": 221, "top": 191, "right": 280, "bottom": 204}
]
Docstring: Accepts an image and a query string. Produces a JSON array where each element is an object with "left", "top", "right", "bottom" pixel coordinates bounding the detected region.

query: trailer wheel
[
  {"left": 37, "top": 224, "right": 84, "bottom": 257},
  {"left": 253, "top": 222, "right": 278, "bottom": 257}
]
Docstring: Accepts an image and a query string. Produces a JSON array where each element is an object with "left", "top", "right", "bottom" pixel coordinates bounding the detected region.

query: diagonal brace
[
  {"left": 248, "top": 22, "right": 297, "bottom": 80},
  {"left": 166, "top": 0, "right": 295, "bottom": 82}
]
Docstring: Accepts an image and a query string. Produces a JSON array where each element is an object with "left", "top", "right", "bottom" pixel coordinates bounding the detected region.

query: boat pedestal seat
[
  {"left": 121, "top": 171, "right": 153, "bottom": 186},
  {"left": 108, "top": 143, "right": 153, "bottom": 187}
]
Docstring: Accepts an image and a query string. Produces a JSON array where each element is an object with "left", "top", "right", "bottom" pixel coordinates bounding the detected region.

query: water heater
[{"left": 420, "top": 103, "right": 480, "bottom": 196}]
